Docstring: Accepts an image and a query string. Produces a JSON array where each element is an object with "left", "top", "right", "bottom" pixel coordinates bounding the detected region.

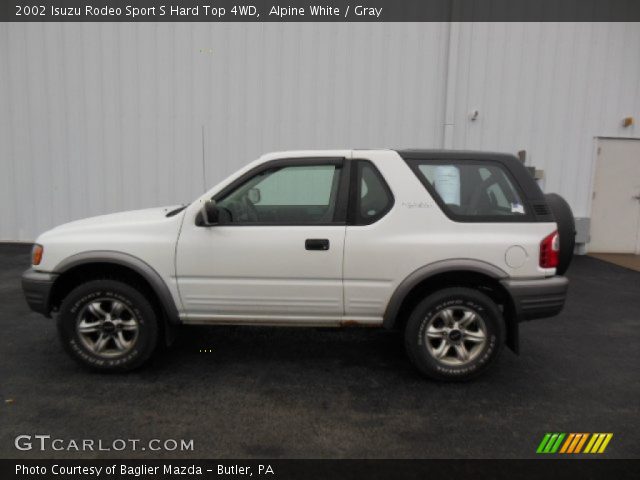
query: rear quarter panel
[{"left": 343, "top": 151, "right": 557, "bottom": 319}]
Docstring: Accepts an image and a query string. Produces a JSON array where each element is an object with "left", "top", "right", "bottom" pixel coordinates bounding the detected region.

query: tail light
[{"left": 539, "top": 231, "right": 559, "bottom": 269}]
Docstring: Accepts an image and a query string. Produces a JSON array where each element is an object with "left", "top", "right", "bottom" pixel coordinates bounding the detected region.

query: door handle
[
  {"left": 633, "top": 194, "right": 640, "bottom": 201},
  {"left": 305, "top": 239, "right": 330, "bottom": 251}
]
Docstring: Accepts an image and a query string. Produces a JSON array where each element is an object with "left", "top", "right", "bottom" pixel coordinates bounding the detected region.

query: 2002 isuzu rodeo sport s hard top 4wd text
[{"left": 22, "top": 150, "right": 575, "bottom": 380}]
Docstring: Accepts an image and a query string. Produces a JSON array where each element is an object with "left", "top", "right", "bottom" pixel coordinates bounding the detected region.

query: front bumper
[
  {"left": 501, "top": 275, "right": 568, "bottom": 322},
  {"left": 22, "top": 268, "right": 58, "bottom": 317}
]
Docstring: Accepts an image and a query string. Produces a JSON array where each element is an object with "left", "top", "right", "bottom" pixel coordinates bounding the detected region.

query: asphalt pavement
[{"left": 1, "top": 243, "right": 638, "bottom": 459}]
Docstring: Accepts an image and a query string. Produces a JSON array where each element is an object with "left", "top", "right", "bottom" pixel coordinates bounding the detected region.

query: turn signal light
[
  {"left": 539, "top": 231, "right": 559, "bottom": 269},
  {"left": 32, "top": 244, "right": 43, "bottom": 266}
]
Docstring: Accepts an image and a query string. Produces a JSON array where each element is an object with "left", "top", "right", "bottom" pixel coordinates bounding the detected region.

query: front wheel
[
  {"left": 404, "top": 287, "right": 505, "bottom": 381},
  {"left": 57, "top": 279, "right": 159, "bottom": 372}
]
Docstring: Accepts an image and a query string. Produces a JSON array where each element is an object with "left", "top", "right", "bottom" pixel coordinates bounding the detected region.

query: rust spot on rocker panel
[{"left": 340, "top": 320, "right": 377, "bottom": 328}]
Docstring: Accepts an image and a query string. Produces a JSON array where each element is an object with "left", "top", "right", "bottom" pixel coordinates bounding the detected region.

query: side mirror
[
  {"left": 199, "top": 200, "right": 220, "bottom": 226},
  {"left": 247, "top": 188, "right": 261, "bottom": 205}
]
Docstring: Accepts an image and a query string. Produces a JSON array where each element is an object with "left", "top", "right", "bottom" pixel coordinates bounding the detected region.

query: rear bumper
[
  {"left": 501, "top": 276, "right": 568, "bottom": 322},
  {"left": 22, "top": 268, "right": 58, "bottom": 317}
]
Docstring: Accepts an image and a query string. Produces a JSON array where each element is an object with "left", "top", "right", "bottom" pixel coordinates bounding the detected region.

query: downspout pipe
[{"left": 442, "top": 16, "right": 460, "bottom": 149}]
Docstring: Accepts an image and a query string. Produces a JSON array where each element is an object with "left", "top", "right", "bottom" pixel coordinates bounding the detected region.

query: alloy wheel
[
  {"left": 424, "top": 306, "right": 488, "bottom": 366},
  {"left": 76, "top": 298, "right": 140, "bottom": 357}
]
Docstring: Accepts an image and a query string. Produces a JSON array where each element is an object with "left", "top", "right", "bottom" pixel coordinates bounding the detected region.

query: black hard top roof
[
  {"left": 395, "top": 149, "right": 547, "bottom": 207},
  {"left": 396, "top": 149, "right": 519, "bottom": 164}
]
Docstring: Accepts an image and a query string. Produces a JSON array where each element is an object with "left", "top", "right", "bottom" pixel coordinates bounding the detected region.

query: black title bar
[
  {"left": 4, "top": 0, "right": 640, "bottom": 22},
  {"left": 3, "top": 459, "right": 640, "bottom": 480}
]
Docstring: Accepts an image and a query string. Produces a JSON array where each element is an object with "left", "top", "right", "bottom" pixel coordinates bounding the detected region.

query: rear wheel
[
  {"left": 57, "top": 279, "right": 159, "bottom": 372},
  {"left": 404, "top": 287, "right": 504, "bottom": 381}
]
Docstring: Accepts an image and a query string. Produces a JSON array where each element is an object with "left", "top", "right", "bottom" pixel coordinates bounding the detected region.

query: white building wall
[
  {"left": 451, "top": 22, "right": 640, "bottom": 217},
  {"left": 0, "top": 22, "right": 639, "bottom": 240}
]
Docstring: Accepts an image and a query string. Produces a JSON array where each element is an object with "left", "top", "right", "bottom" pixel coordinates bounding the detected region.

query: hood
[
  {"left": 33, "top": 204, "right": 187, "bottom": 273},
  {"left": 45, "top": 205, "right": 184, "bottom": 235}
]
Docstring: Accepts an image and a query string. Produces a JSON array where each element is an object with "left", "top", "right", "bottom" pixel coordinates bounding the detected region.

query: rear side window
[
  {"left": 408, "top": 160, "right": 529, "bottom": 221},
  {"left": 351, "top": 161, "right": 394, "bottom": 225}
]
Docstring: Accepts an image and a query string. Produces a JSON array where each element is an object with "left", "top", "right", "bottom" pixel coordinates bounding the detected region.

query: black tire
[
  {"left": 57, "top": 279, "right": 159, "bottom": 372},
  {"left": 544, "top": 193, "right": 575, "bottom": 275},
  {"left": 404, "top": 287, "right": 505, "bottom": 381}
]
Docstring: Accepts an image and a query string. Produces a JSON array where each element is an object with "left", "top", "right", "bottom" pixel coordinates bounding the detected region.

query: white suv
[{"left": 22, "top": 150, "right": 573, "bottom": 380}]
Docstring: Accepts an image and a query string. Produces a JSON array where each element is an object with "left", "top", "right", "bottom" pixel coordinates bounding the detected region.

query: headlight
[{"left": 32, "top": 244, "right": 43, "bottom": 266}]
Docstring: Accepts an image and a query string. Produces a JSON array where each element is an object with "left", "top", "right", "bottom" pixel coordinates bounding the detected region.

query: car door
[{"left": 176, "top": 157, "right": 348, "bottom": 325}]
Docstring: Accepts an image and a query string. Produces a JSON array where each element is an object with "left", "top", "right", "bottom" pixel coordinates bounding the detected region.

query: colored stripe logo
[{"left": 536, "top": 433, "right": 613, "bottom": 454}]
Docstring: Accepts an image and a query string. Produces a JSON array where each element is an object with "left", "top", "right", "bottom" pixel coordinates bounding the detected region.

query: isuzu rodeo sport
[{"left": 22, "top": 150, "right": 574, "bottom": 380}]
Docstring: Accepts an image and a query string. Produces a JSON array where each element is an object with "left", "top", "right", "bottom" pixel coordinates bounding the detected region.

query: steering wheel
[
  {"left": 241, "top": 195, "right": 258, "bottom": 222},
  {"left": 225, "top": 196, "right": 258, "bottom": 222}
]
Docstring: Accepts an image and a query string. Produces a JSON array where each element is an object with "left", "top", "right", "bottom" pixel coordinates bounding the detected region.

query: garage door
[{"left": 589, "top": 138, "right": 640, "bottom": 253}]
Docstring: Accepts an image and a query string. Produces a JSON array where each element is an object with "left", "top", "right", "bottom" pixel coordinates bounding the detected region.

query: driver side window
[{"left": 216, "top": 164, "right": 343, "bottom": 224}]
